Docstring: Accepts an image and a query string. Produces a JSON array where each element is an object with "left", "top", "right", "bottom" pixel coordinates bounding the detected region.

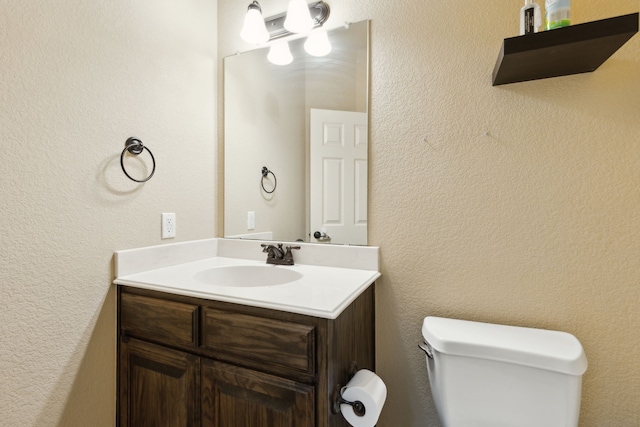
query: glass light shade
[
  {"left": 240, "top": 6, "right": 269, "bottom": 45},
  {"left": 283, "top": 0, "right": 314, "bottom": 34},
  {"left": 304, "top": 30, "right": 332, "bottom": 56},
  {"left": 267, "top": 41, "right": 293, "bottom": 65}
]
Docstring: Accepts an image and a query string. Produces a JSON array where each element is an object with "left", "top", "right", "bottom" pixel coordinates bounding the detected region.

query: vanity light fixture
[
  {"left": 242, "top": 0, "right": 331, "bottom": 65},
  {"left": 304, "top": 29, "right": 332, "bottom": 56},
  {"left": 267, "top": 41, "right": 294, "bottom": 65},
  {"left": 240, "top": 1, "right": 269, "bottom": 45},
  {"left": 241, "top": 1, "right": 330, "bottom": 43}
]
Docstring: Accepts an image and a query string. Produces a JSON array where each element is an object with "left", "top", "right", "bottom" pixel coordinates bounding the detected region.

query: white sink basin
[{"left": 193, "top": 265, "right": 303, "bottom": 287}]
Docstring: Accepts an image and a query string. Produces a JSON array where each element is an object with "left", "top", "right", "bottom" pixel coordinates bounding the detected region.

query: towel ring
[
  {"left": 261, "top": 166, "right": 277, "bottom": 194},
  {"left": 120, "top": 137, "right": 156, "bottom": 183}
]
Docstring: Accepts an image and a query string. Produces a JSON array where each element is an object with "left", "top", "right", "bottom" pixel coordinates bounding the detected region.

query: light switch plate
[{"left": 247, "top": 211, "right": 255, "bottom": 230}]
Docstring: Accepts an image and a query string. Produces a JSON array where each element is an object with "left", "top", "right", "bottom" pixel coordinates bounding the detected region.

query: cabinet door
[
  {"left": 120, "top": 338, "right": 200, "bottom": 427},
  {"left": 201, "top": 359, "right": 314, "bottom": 427}
]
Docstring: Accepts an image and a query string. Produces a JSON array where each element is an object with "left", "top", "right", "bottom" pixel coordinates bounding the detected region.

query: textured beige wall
[
  {"left": 219, "top": 0, "right": 640, "bottom": 425},
  {"left": 0, "top": 0, "right": 217, "bottom": 425}
]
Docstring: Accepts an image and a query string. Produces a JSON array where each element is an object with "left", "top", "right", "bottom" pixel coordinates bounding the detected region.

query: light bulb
[
  {"left": 304, "top": 30, "right": 331, "bottom": 57},
  {"left": 283, "top": 0, "right": 314, "bottom": 34},
  {"left": 267, "top": 41, "right": 293, "bottom": 65},
  {"left": 240, "top": 2, "right": 269, "bottom": 45}
]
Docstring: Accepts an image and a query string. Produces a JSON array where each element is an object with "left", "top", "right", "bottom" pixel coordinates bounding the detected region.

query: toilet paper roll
[{"left": 339, "top": 369, "right": 387, "bottom": 427}]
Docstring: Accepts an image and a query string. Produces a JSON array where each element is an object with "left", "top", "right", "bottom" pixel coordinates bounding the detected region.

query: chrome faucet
[{"left": 261, "top": 243, "right": 300, "bottom": 265}]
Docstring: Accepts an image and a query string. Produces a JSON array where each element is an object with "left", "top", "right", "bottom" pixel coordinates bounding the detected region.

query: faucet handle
[
  {"left": 283, "top": 245, "right": 301, "bottom": 264},
  {"left": 261, "top": 243, "right": 281, "bottom": 256}
]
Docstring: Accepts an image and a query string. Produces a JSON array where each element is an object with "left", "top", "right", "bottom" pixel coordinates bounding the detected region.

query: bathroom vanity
[{"left": 114, "top": 238, "right": 380, "bottom": 427}]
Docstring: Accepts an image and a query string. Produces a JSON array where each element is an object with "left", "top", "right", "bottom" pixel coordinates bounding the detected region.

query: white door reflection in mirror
[{"left": 310, "top": 109, "right": 368, "bottom": 245}]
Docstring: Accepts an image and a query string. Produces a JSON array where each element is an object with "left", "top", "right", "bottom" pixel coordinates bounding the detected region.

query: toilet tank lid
[{"left": 422, "top": 317, "right": 587, "bottom": 375}]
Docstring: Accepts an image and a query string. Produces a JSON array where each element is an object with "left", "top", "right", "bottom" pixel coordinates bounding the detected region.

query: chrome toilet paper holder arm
[{"left": 331, "top": 362, "right": 366, "bottom": 417}]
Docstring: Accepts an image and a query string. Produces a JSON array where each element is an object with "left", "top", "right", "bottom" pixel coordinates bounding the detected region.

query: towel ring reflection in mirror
[
  {"left": 120, "top": 137, "right": 156, "bottom": 183},
  {"left": 261, "top": 166, "right": 277, "bottom": 194}
]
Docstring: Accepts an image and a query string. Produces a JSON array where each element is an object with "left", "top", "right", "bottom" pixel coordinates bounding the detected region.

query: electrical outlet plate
[{"left": 162, "top": 213, "right": 176, "bottom": 239}]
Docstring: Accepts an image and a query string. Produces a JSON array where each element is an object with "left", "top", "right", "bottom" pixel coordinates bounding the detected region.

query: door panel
[
  {"left": 201, "top": 359, "right": 314, "bottom": 427},
  {"left": 119, "top": 338, "right": 200, "bottom": 427}
]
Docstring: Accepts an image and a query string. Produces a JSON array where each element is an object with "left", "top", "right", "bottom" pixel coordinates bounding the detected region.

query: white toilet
[{"left": 421, "top": 316, "right": 588, "bottom": 427}]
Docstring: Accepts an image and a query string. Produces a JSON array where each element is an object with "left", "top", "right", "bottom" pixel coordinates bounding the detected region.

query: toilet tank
[{"left": 421, "top": 317, "right": 588, "bottom": 427}]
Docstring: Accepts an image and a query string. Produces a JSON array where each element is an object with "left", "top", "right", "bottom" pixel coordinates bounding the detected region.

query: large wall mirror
[{"left": 224, "top": 20, "right": 369, "bottom": 245}]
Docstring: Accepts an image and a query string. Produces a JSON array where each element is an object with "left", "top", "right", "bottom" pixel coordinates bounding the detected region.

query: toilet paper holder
[{"left": 331, "top": 362, "right": 366, "bottom": 417}]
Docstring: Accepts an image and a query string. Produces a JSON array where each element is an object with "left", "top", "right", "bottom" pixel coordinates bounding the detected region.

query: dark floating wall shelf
[{"left": 492, "top": 12, "right": 639, "bottom": 86}]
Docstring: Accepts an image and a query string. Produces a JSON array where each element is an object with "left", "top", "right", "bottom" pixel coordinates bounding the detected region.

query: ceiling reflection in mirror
[{"left": 224, "top": 20, "right": 369, "bottom": 245}]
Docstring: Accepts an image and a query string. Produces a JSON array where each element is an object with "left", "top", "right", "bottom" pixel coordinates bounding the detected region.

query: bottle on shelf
[
  {"left": 520, "top": 0, "right": 542, "bottom": 35},
  {"left": 545, "top": 0, "right": 571, "bottom": 30}
]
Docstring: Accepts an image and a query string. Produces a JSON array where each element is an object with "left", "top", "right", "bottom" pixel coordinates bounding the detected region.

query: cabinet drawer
[
  {"left": 120, "top": 293, "right": 198, "bottom": 348},
  {"left": 202, "top": 308, "right": 316, "bottom": 375}
]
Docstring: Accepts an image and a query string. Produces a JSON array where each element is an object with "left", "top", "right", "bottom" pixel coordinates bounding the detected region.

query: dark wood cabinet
[{"left": 117, "top": 284, "right": 375, "bottom": 427}]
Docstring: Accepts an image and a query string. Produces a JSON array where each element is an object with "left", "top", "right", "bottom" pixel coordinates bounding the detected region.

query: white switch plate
[
  {"left": 162, "top": 213, "right": 176, "bottom": 239},
  {"left": 247, "top": 211, "right": 255, "bottom": 230}
]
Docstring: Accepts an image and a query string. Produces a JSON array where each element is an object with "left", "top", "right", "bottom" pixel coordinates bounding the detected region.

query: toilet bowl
[{"left": 421, "top": 316, "right": 587, "bottom": 427}]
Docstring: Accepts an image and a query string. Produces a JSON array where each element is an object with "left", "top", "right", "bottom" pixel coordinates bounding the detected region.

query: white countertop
[{"left": 113, "top": 239, "right": 380, "bottom": 319}]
